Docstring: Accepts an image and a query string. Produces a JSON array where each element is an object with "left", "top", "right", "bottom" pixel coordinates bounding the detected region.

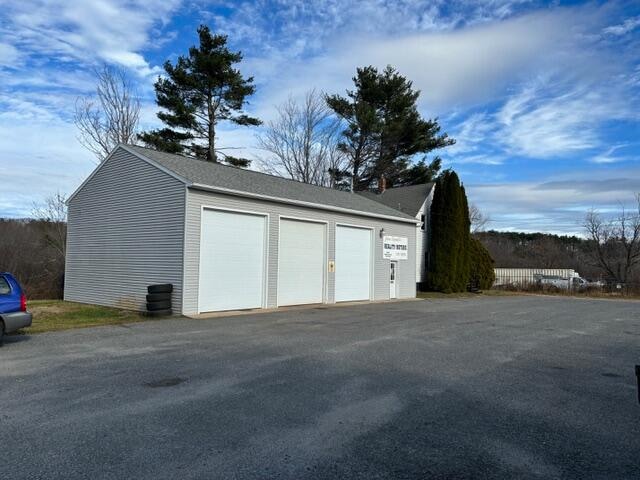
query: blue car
[{"left": 0, "top": 273, "right": 32, "bottom": 345}]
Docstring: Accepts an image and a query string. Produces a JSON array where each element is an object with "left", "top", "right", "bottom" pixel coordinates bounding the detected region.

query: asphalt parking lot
[{"left": 2, "top": 295, "right": 639, "bottom": 479}]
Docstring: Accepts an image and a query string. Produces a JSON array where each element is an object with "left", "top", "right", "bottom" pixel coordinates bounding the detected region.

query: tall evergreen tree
[
  {"left": 325, "top": 67, "right": 381, "bottom": 190},
  {"left": 326, "top": 65, "right": 454, "bottom": 191},
  {"left": 428, "top": 170, "right": 470, "bottom": 293},
  {"left": 139, "top": 25, "right": 261, "bottom": 166},
  {"left": 455, "top": 184, "right": 472, "bottom": 291}
]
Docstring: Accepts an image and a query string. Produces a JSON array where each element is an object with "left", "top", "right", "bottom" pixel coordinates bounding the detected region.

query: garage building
[{"left": 65, "top": 145, "right": 418, "bottom": 315}]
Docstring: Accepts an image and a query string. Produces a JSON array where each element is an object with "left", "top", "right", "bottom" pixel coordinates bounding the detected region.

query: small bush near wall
[{"left": 469, "top": 237, "right": 495, "bottom": 290}]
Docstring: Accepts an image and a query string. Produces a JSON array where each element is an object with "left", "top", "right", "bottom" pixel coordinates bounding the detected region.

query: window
[
  {"left": 421, "top": 214, "right": 426, "bottom": 231},
  {"left": 0, "top": 277, "right": 11, "bottom": 295}
]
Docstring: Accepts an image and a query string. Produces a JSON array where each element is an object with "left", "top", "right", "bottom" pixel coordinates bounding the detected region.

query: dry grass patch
[{"left": 20, "top": 300, "right": 153, "bottom": 334}]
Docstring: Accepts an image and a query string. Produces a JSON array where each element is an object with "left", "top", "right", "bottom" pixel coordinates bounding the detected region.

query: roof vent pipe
[{"left": 379, "top": 175, "right": 387, "bottom": 193}]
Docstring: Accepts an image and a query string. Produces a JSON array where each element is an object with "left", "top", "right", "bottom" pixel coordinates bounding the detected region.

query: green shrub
[{"left": 469, "top": 237, "right": 495, "bottom": 290}]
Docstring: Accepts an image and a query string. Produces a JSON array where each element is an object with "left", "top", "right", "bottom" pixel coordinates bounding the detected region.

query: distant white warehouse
[{"left": 64, "top": 145, "right": 419, "bottom": 315}]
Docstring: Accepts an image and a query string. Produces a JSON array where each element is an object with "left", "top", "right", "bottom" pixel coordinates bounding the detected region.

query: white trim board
[{"left": 190, "top": 183, "right": 420, "bottom": 225}]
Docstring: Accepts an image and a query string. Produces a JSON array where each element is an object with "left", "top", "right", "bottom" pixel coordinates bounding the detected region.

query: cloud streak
[
  {"left": 496, "top": 80, "right": 633, "bottom": 158},
  {"left": 0, "top": 0, "right": 181, "bottom": 75}
]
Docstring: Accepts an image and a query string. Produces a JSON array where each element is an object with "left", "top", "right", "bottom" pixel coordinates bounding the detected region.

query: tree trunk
[{"left": 207, "top": 95, "right": 217, "bottom": 163}]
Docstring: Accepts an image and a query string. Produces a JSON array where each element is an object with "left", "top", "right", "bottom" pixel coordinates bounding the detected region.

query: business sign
[{"left": 383, "top": 235, "right": 408, "bottom": 260}]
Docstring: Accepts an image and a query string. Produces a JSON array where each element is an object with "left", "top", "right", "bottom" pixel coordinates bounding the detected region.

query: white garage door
[
  {"left": 198, "top": 209, "right": 266, "bottom": 312},
  {"left": 335, "top": 225, "right": 372, "bottom": 302},
  {"left": 278, "top": 219, "right": 325, "bottom": 306}
]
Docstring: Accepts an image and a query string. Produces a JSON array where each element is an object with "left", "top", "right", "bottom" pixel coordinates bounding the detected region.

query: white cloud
[
  {"left": 0, "top": 0, "right": 182, "bottom": 75},
  {"left": 467, "top": 173, "right": 640, "bottom": 234},
  {"left": 0, "top": 0, "right": 183, "bottom": 217},
  {"left": 0, "top": 42, "right": 20, "bottom": 66},
  {"left": 603, "top": 16, "right": 640, "bottom": 36},
  {"left": 453, "top": 154, "right": 505, "bottom": 165},
  {"left": 244, "top": 6, "right": 612, "bottom": 121},
  {"left": 0, "top": 116, "right": 94, "bottom": 217},
  {"left": 495, "top": 79, "right": 634, "bottom": 158},
  {"left": 590, "top": 144, "right": 633, "bottom": 164}
]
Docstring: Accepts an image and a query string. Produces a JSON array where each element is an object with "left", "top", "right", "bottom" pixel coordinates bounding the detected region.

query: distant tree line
[
  {"left": 0, "top": 195, "right": 67, "bottom": 299},
  {"left": 475, "top": 227, "right": 640, "bottom": 285},
  {"left": 476, "top": 230, "right": 590, "bottom": 270}
]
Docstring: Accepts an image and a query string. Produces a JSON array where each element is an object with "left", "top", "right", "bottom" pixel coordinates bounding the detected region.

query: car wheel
[{"left": 0, "top": 320, "right": 4, "bottom": 347}]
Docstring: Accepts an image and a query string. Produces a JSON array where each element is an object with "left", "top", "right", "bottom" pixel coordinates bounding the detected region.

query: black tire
[
  {"left": 143, "top": 309, "right": 172, "bottom": 317},
  {"left": 148, "top": 284, "right": 173, "bottom": 294},
  {"left": 0, "top": 320, "right": 4, "bottom": 347},
  {"left": 147, "top": 300, "right": 171, "bottom": 311},
  {"left": 146, "top": 292, "right": 171, "bottom": 302}
]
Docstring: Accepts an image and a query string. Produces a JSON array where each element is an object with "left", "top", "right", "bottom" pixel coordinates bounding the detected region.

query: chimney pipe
[{"left": 379, "top": 175, "right": 387, "bottom": 193}]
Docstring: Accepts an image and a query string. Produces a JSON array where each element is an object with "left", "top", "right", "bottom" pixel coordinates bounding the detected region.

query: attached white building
[
  {"left": 362, "top": 183, "right": 435, "bottom": 290},
  {"left": 64, "top": 145, "right": 419, "bottom": 315}
]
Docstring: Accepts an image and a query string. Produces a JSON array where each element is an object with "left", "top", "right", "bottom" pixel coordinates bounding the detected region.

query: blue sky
[{"left": 1, "top": 0, "right": 639, "bottom": 234}]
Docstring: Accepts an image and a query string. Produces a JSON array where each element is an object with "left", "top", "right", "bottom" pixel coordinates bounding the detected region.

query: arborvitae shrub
[
  {"left": 428, "top": 170, "right": 468, "bottom": 293},
  {"left": 469, "top": 237, "right": 496, "bottom": 290}
]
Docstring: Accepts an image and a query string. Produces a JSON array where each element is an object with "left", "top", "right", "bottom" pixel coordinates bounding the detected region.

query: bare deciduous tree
[
  {"left": 74, "top": 65, "right": 141, "bottom": 162},
  {"left": 469, "top": 204, "right": 490, "bottom": 233},
  {"left": 257, "top": 89, "right": 345, "bottom": 187},
  {"left": 583, "top": 194, "right": 640, "bottom": 283},
  {"left": 31, "top": 192, "right": 67, "bottom": 262}
]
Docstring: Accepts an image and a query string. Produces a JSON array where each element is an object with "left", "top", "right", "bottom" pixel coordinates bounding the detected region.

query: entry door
[
  {"left": 390, "top": 261, "right": 397, "bottom": 299},
  {"left": 278, "top": 219, "right": 326, "bottom": 306},
  {"left": 335, "top": 225, "right": 372, "bottom": 302},
  {"left": 198, "top": 209, "right": 266, "bottom": 312}
]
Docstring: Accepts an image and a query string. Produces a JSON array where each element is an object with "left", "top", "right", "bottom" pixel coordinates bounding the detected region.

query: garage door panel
[
  {"left": 278, "top": 219, "right": 325, "bottom": 306},
  {"left": 198, "top": 209, "right": 266, "bottom": 312},
  {"left": 335, "top": 226, "right": 372, "bottom": 302}
]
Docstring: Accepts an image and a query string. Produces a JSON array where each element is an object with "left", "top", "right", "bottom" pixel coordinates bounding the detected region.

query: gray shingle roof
[
  {"left": 124, "top": 145, "right": 417, "bottom": 222},
  {"left": 360, "top": 183, "right": 435, "bottom": 217}
]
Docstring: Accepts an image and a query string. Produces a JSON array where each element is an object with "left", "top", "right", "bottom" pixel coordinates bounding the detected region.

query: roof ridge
[
  {"left": 124, "top": 144, "right": 418, "bottom": 222},
  {"left": 126, "top": 143, "right": 361, "bottom": 198},
  {"left": 379, "top": 182, "right": 434, "bottom": 195}
]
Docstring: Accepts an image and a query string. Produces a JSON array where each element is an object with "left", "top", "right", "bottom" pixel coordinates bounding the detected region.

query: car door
[{"left": 0, "top": 275, "right": 18, "bottom": 314}]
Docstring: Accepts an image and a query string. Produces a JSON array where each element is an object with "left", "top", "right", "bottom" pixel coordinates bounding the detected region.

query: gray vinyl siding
[
  {"left": 65, "top": 148, "right": 186, "bottom": 312},
  {"left": 183, "top": 188, "right": 416, "bottom": 315}
]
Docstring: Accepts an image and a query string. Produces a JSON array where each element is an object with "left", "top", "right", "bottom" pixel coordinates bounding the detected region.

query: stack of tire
[{"left": 146, "top": 284, "right": 172, "bottom": 316}]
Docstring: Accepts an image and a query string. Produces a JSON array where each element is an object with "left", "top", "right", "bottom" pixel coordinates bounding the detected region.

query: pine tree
[
  {"left": 326, "top": 66, "right": 454, "bottom": 191},
  {"left": 139, "top": 25, "right": 261, "bottom": 166},
  {"left": 325, "top": 66, "right": 382, "bottom": 190}
]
